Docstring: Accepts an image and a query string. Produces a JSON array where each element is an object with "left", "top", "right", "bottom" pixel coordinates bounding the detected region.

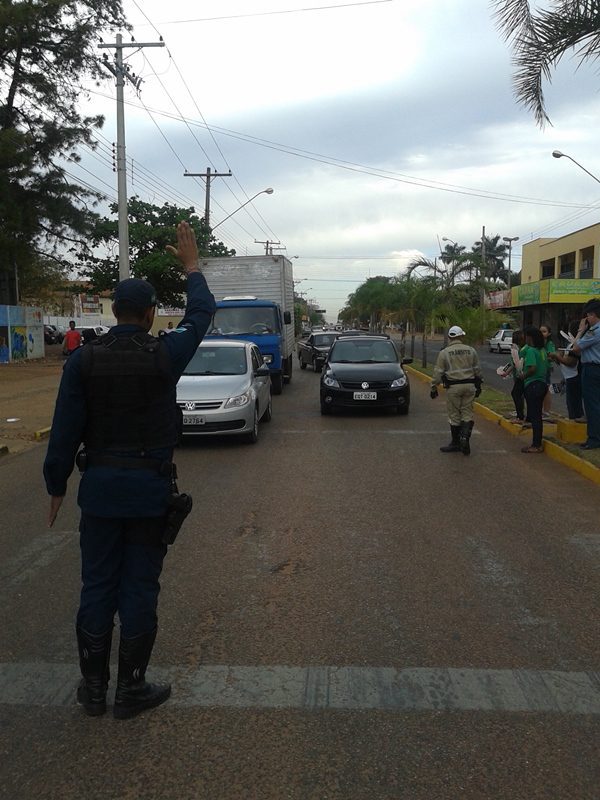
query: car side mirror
[
  {"left": 255, "top": 364, "right": 271, "bottom": 377},
  {"left": 401, "top": 358, "right": 413, "bottom": 365},
  {"left": 283, "top": 311, "right": 292, "bottom": 324}
]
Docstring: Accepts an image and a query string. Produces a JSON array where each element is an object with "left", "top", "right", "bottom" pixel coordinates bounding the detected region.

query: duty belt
[
  {"left": 76, "top": 450, "right": 173, "bottom": 476},
  {"left": 444, "top": 378, "right": 476, "bottom": 386}
]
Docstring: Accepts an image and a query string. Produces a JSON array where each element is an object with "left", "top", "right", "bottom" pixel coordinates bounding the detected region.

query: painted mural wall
[{"left": 0, "top": 305, "right": 44, "bottom": 363}]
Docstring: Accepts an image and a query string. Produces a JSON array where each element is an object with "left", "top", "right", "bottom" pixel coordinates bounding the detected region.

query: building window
[
  {"left": 541, "top": 259, "right": 555, "bottom": 279},
  {"left": 580, "top": 246, "right": 594, "bottom": 279},
  {"left": 559, "top": 251, "right": 575, "bottom": 279}
]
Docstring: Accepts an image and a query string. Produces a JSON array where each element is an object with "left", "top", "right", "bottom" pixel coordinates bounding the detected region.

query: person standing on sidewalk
[
  {"left": 430, "top": 325, "right": 482, "bottom": 456},
  {"left": 573, "top": 298, "right": 600, "bottom": 449},
  {"left": 548, "top": 319, "right": 584, "bottom": 422},
  {"left": 43, "top": 221, "right": 215, "bottom": 719},
  {"left": 62, "top": 320, "right": 81, "bottom": 356},
  {"left": 520, "top": 326, "right": 548, "bottom": 454},
  {"left": 540, "top": 323, "right": 556, "bottom": 418}
]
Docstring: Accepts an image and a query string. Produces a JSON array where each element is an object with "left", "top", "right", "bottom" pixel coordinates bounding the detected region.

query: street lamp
[
  {"left": 551, "top": 150, "right": 600, "bottom": 186},
  {"left": 211, "top": 187, "right": 274, "bottom": 231},
  {"left": 502, "top": 236, "right": 519, "bottom": 290}
]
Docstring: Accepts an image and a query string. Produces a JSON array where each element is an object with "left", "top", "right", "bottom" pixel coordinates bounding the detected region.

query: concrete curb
[
  {"left": 405, "top": 365, "right": 600, "bottom": 487},
  {"left": 33, "top": 427, "right": 51, "bottom": 441}
]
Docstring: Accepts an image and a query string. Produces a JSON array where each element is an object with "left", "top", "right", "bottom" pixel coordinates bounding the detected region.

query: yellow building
[{"left": 513, "top": 222, "right": 600, "bottom": 330}]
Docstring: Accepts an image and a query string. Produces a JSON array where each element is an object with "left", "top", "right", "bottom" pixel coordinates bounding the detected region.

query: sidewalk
[
  {"left": 0, "top": 350, "right": 63, "bottom": 455},
  {"left": 405, "top": 363, "right": 600, "bottom": 486}
]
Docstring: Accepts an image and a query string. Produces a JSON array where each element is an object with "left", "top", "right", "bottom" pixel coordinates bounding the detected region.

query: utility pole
[
  {"left": 255, "top": 239, "right": 282, "bottom": 255},
  {"left": 99, "top": 34, "right": 164, "bottom": 282},
  {"left": 480, "top": 225, "right": 486, "bottom": 325},
  {"left": 184, "top": 167, "right": 232, "bottom": 228}
]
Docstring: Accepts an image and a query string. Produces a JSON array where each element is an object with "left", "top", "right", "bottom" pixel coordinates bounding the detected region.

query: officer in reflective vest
[
  {"left": 43, "top": 222, "right": 215, "bottom": 719},
  {"left": 430, "top": 325, "right": 482, "bottom": 456}
]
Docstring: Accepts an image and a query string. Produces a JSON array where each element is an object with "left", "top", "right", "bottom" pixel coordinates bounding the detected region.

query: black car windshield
[
  {"left": 329, "top": 340, "right": 398, "bottom": 364},
  {"left": 208, "top": 306, "right": 279, "bottom": 336},
  {"left": 184, "top": 346, "right": 248, "bottom": 375},
  {"left": 313, "top": 334, "right": 336, "bottom": 347}
]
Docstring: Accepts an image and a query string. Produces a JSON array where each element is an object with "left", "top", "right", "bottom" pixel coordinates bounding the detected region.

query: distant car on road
[
  {"left": 297, "top": 331, "right": 338, "bottom": 373},
  {"left": 177, "top": 339, "right": 272, "bottom": 443},
  {"left": 320, "top": 335, "right": 412, "bottom": 415},
  {"left": 488, "top": 329, "right": 514, "bottom": 353}
]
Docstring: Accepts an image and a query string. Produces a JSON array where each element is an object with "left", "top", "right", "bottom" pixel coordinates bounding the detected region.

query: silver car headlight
[
  {"left": 263, "top": 354, "right": 273, "bottom": 364},
  {"left": 391, "top": 375, "right": 407, "bottom": 388},
  {"left": 323, "top": 374, "right": 340, "bottom": 388},
  {"left": 225, "top": 391, "right": 251, "bottom": 408}
]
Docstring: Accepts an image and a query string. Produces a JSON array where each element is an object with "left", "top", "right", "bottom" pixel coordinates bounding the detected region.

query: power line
[
  {"left": 130, "top": 0, "right": 280, "bottom": 242},
  {"left": 86, "top": 88, "right": 597, "bottom": 211},
  {"left": 152, "top": 1, "right": 392, "bottom": 26}
]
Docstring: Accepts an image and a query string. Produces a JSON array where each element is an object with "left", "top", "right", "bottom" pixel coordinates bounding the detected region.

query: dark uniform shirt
[{"left": 43, "top": 271, "right": 215, "bottom": 518}]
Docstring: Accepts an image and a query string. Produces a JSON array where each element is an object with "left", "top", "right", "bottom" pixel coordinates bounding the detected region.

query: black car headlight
[{"left": 323, "top": 373, "right": 340, "bottom": 388}]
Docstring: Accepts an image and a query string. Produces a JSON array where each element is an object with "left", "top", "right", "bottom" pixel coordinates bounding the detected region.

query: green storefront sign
[{"left": 513, "top": 279, "right": 600, "bottom": 306}]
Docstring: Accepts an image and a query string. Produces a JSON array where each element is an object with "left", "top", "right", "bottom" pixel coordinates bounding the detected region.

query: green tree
[
  {"left": 471, "top": 234, "right": 509, "bottom": 285},
  {"left": 492, "top": 0, "right": 599, "bottom": 125},
  {"left": 78, "top": 198, "right": 235, "bottom": 307},
  {"left": 0, "top": 0, "right": 129, "bottom": 302}
]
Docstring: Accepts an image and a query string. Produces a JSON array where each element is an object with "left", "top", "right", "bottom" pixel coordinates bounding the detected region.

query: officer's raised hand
[{"left": 165, "top": 221, "right": 201, "bottom": 274}]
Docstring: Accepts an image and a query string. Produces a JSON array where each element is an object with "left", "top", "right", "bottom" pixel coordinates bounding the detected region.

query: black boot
[
  {"left": 460, "top": 421, "right": 474, "bottom": 455},
  {"left": 113, "top": 628, "right": 171, "bottom": 720},
  {"left": 440, "top": 425, "right": 461, "bottom": 452},
  {"left": 76, "top": 626, "right": 113, "bottom": 716}
]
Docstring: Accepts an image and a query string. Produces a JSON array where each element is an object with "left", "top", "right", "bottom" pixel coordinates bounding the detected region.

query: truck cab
[{"left": 205, "top": 297, "right": 292, "bottom": 394}]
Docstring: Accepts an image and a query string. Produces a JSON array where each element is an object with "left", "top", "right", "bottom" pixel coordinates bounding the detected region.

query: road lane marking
[{"left": 1, "top": 663, "right": 599, "bottom": 714}]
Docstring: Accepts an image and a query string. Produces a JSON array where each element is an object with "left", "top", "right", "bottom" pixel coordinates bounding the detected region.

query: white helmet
[{"left": 448, "top": 325, "right": 466, "bottom": 338}]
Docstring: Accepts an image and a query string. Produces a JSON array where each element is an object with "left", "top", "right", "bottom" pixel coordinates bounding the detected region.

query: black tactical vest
[{"left": 81, "top": 332, "right": 179, "bottom": 452}]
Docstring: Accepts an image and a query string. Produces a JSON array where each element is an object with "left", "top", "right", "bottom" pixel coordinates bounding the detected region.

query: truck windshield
[{"left": 209, "top": 306, "right": 280, "bottom": 336}]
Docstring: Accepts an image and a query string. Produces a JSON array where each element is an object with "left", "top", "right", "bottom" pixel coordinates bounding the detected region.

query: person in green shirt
[
  {"left": 521, "top": 326, "right": 548, "bottom": 453},
  {"left": 540, "top": 323, "right": 556, "bottom": 417}
]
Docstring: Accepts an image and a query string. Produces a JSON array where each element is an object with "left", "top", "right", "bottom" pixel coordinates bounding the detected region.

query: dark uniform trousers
[{"left": 77, "top": 514, "right": 167, "bottom": 637}]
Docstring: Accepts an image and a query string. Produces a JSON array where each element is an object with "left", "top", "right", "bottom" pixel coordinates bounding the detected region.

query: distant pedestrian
[
  {"left": 572, "top": 298, "right": 600, "bottom": 449},
  {"left": 540, "top": 323, "right": 556, "bottom": 417},
  {"left": 520, "top": 326, "right": 548, "bottom": 453},
  {"left": 430, "top": 325, "right": 482, "bottom": 455},
  {"left": 62, "top": 320, "right": 81, "bottom": 356}
]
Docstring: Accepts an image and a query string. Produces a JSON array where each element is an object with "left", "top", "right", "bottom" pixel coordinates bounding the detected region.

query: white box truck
[{"left": 200, "top": 255, "right": 295, "bottom": 394}]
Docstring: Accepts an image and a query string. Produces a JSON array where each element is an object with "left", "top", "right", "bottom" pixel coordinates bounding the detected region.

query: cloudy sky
[{"left": 76, "top": 0, "right": 600, "bottom": 319}]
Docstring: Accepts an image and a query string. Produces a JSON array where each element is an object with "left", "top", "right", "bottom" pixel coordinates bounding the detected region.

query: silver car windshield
[
  {"left": 208, "top": 307, "right": 279, "bottom": 335},
  {"left": 184, "top": 346, "right": 248, "bottom": 375}
]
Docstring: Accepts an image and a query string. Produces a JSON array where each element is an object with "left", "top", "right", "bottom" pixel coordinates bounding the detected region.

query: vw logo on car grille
[
  {"left": 185, "top": 402, "right": 196, "bottom": 411},
  {"left": 361, "top": 382, "right": 370, "bottom": 389}
]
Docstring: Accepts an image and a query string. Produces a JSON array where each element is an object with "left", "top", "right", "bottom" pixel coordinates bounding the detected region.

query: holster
[{"left": 161, "top": 464, "right": 193, "bottom": 545}]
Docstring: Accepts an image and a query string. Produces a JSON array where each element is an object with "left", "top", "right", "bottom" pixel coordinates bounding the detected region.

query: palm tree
[
  {"left": 492, "top": 0, "right": 600, "bottom": 126},
  {"left": 471, "top": 234, "right": 509, "bottom": 285},
  {"left": 406, "top": 251, "right": 472, "bottom": 294}
]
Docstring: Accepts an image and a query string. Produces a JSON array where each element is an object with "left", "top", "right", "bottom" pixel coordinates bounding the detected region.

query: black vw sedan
[{"left": 320, "top": 335, "right": 412, "bottom": 415}]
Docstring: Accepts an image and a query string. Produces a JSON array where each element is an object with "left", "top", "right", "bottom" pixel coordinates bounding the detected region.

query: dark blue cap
[{"left": 113, "top": 278, "right": 157, "bottom": 309}]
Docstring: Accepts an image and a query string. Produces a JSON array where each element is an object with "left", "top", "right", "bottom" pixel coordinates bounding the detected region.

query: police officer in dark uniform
[{"left": 43, "top": 221, "right": 215, "bottom": 719}]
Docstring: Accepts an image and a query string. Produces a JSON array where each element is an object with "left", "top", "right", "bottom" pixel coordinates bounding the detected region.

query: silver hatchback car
[{"left": 177, "top": 339, "right": 272, "bottom": 443}]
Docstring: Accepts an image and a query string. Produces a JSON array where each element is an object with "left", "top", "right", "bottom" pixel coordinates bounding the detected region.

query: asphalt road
[{"left": 1, "top": 364, "right": 599, "bottom": 799}]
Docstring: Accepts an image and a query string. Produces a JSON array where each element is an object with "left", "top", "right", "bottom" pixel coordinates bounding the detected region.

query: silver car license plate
[
  {"left": 183, "top": 415, "right": 206, "bottom": 425},
  {"left": 353, "top": 391, "right": 377, "bottom": 400}
]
